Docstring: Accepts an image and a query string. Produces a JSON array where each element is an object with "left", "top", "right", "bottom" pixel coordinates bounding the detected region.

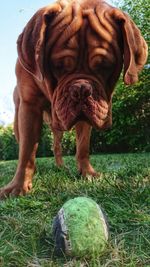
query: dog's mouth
[{"left": 52, "top": 74, "right": 110, "bottom": 130}]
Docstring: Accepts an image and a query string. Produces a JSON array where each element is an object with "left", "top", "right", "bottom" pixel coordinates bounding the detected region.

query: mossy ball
[{"left": 52, "top": 197, "right": 109, "bottom": 258}]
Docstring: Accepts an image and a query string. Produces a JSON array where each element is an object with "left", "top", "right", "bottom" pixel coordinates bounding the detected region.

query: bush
[
  {"left": 37, "top": 124, "right": 53, "bottom": 157},
  {"left": 0, "top": 124, "right": 76, "bottom": 160},
  {"left": 0, "top": 125, "right": 18, "bottom": 160},
  {"left": 61, "top": 130, "right": 76, "bottom": 155}
]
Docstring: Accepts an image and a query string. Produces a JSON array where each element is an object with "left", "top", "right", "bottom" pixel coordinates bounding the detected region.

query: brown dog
[{"left": 0, "top": 0, "right": 147, "bottom": 198}]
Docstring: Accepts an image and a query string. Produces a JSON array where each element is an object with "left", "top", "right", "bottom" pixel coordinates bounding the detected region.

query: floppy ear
[
  {"left": 17, "top": 4, "right": 61, "bottom": 82},
  {"left": 110, "top": 9, "right": 148, "bottom": 85}
]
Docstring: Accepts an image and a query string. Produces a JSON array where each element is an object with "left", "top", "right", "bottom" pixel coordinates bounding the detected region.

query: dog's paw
[
  {"left": 55, "top": 158, "right": 64, "bottom": 168},
  {"left": 0, "top": 180, "right": 32, "bottom": 199},
  {"left": 78, "top": 161, "right": 100, "bottom": 180},
  {"left": 81, "top": 170, "right": 101, "bottom": 181},
  {"left": 85, "top": 172, "right": 101, "bottom": 182}
]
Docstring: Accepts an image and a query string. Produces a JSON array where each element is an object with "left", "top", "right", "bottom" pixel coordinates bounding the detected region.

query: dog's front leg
[
  {"left": 75, "top": 121, "right": 98, "bottom": 178},
  {"left": 52, "top": 129, "right": 64, "bottom": 167},
  {"left": 0, "top": 101, "right": 42, "bottom": 199}
]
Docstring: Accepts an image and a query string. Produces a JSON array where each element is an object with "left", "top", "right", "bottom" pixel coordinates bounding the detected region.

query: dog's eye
[
  {"left": 53, "top": 57, "right": 75, "bottom": 73},
  {"left": 97, "top": 62, "right": 111, "bottom": 70},
  {"left": 53, "top": 60, "right": 63, "bottom": 70},
  {"left": 63, "top": 57, "right": 75, "bottom": 72},
  {"left": 90, "top": 54, "right": 115, "bottom": 72}
]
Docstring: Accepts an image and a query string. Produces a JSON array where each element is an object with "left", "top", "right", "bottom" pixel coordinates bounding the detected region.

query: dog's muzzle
[
  {"left": 70, "top": 80, "right": 93, "bottom": 101},
  {"left": 52, "top": 75, "right": 110, "bottom": 131}
]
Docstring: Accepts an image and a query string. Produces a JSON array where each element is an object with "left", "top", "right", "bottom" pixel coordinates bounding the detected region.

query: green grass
[{"left": 0, "top": 153, "right": 150, "bottom": 267}]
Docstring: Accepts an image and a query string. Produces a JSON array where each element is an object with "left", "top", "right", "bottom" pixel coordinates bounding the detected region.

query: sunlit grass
[{"left": 0, "top": 153, "right": 150, "bottom": 266}]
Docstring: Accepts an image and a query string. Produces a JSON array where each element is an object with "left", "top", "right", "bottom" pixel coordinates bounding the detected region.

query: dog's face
[
  {"left": 17, "top": 0, "right": 148, "bottom": 131},
  {"left": 49, "top": 18, "right": 122, "bottom": 130}
]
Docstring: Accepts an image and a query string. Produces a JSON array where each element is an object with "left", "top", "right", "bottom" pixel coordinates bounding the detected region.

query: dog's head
[{"left": 17, "top": 0, "right": 148, "bottom": 130}]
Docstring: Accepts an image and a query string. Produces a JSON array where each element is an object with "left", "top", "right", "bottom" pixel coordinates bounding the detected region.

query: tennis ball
[{"left": 52, "top": 197, "right": 108, "bottom": 258}]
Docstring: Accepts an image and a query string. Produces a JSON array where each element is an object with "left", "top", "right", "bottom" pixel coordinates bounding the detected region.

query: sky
[
  {"left": 0, "top": 0, "right": 53, "bottom": 124},
  {"left": 0, "top": 0, "right": 117, "bottom": 125}
]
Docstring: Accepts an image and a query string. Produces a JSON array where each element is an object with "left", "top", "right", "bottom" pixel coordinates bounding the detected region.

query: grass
[{"left": 0, "top": 153, "right": 150, "bottom": 267}]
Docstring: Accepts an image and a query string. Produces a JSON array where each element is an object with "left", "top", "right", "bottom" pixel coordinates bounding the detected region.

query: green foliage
[
  {"left": 0, "top": 154, "right": 150, "bottom": 266},
  {"left": 0, "top": 124, "right": 76, "bottom": 160},
  {"left": 0, "top": 125, "right": 18, "bottom": 160},
  {"left": 37, "top": 124, "right": 53, "bottom": 158},
  {"left": 61, "top": 130, "right": 76, "bottom": 155}
]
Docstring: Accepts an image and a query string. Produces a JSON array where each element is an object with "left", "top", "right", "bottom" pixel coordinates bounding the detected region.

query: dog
[{"left": 0, "top": 0, "right": 147, "bottom": 198}]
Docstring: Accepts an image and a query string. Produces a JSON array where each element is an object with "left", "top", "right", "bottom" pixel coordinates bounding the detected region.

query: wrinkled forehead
[
  {"left": 48, "top": 1, "right": 119, "bottom": 55},
  {"left": 49, "top": 14, "right": 121, "bottom": 63}
]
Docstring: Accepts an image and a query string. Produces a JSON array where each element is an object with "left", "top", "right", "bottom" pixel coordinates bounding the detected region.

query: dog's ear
[
  {"left": 17, "top": 4, "right": 61, "bottom": 82},
  {"left": 110, "top": 9, "right": 148, "bottom": 85}
]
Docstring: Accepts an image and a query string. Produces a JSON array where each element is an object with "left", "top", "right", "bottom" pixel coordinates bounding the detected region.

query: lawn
[{"left": 0, "top": 153, "right": 150, "bottom": 267}]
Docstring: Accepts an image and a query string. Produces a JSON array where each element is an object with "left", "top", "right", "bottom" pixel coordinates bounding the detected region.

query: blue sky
[{"left": 0, "top": 0, "right": 53, "bottom": 123}]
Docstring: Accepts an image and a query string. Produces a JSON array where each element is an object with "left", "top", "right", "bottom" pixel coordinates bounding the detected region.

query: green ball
[{"left": 52, "top": 197, "right": 109, "bottom": 257}]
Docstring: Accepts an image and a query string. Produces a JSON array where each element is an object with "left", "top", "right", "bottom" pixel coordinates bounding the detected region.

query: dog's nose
[
  {"left": 81, "top": 84, "right": 93, "bottom": 98},
  {"left": 71, "top": 83, "right": 92, "bottom": 101}
]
